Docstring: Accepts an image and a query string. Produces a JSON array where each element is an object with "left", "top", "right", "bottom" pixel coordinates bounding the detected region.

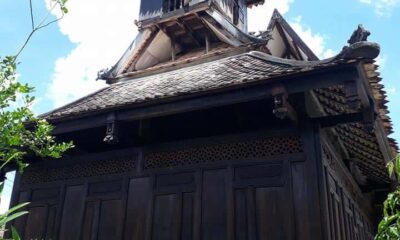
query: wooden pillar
[
  {"left": 205, "top": 34, "right": 210, "bottom": 53},
  {"left": 171, "top": 37, "right": 176, "bottom": 61}
]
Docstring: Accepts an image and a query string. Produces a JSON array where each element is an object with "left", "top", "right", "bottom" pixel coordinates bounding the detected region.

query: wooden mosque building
[{"left": 8, "top": 0, "right": 398, "bottom": 239}]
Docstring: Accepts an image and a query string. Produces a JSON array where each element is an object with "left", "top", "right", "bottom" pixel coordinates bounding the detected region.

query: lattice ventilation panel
[
  {"left": 22, "top": 157, "right": 135, "bottom": 185},
  {"left": 144, "top": 136, "right": 303, "bottom": 169}
]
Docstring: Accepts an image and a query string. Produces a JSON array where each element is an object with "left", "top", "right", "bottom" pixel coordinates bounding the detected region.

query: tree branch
[
  {"left": 14, "top": 0, "right": 64, "bottom": 61},
  {"left": 29, "top": 0, "right": 35, "bottom": 30}
]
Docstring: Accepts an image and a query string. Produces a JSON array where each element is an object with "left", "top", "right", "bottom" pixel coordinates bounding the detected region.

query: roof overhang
[{"left": 50, "top": 61, "right": 366, "bottom": 135}]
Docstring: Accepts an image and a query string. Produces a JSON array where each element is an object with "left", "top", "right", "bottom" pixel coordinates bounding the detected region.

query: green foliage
[
  {"left": 0, "top": 56, "right": 73, "bottom": 172},
  {"left": 55, "top": 0, "right": 69, "bottom": 13},
  {"left": 0, "top": 1, "right": 71, "bottom": 237},
  {"left": 0, "top": 54, "right": 73, "bottom": 237},
  {"left": 376, "top": 155, "right": 400, "bottom": 240}
]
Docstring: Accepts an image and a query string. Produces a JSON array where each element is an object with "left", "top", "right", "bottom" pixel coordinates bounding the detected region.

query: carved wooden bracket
[
  {"left": 272, "top": 85, "right": 297, "bottom": 121},
  {"left": 104, "top": 113, "right": 119, "bottom": 144},
  {"left": 344, "top": 81, "right": 361, "bottom": 110}
]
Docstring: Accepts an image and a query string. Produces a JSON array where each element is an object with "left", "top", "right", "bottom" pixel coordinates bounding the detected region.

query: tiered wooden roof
[{"left": 42, "top": 9, "right": 397, "bottom": 185}]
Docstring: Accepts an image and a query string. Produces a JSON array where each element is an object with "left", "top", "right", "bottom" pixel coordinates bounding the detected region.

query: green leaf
[
  {"left": 11, "top": 226, "right": 21, "bottom": 240},
  {"left": 0, "top": 211, "right": 29, "bottom": 226},
  {"left": 5, "top": 202, "right": 30, "bottom": 216}
]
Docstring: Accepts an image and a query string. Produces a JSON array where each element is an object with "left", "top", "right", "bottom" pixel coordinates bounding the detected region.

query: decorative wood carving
[
  {"left": 104, "top": 113, "right": 119, "bottom": 144},
  {"left": 348, "top": 24, "right": 370, "bottom": 45},
  {"left": 272, "top": 85, "right": 297, "bottom": 121}
]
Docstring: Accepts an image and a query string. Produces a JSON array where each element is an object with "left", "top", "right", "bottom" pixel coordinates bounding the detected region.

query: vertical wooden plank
[
  {"left": 171, "top": 37, "right": 176, "bottom": 61},
  {"left": 98, "top": 200, "right": 124, "bottom": 240},
  {"left": 226, "top": 167, "right": 234, "bottom": 240},
  {"left": 181, "top": 193, "right": 194, "bottom": 240},
  {"left": 300, "top": 121, "right": 326, "bottom": 239},
  {"left": 152, "top": 194, "right": 180, "bottom": 240},
  {"left": 59, "top": 185, "right": 86, "bottom": 240},
  {"left": 45, "top": 205, "right": 58, "bottom": 239},
  {"left": 246, "top": 187, "right": 256, "bottom": 240},
  {"left": 201, "top": 169, "right": 227, "bottom": 240},
  {"left": 193, "top": 171, "right": 202, "bottom": 240},
  {"left": 234, "top": 189, "right": 248, "bottom": 240},
  {"left": 124, "top": 177, "right": 152, "bottom": 240},
  {"left": 24, "top": 206, "right": 48, "bottom": 239},
  {"left": 80, "top": 201, "right": 99, "bottom": 240},
  {"left": 205, "top": 34, "right": 210, "bottom": 53},
  {"left": 255, "top": 187, "right": 292, "bottom": 240},
  {"left": 291, "top": 162, "right": 312, "bottom": 240}
]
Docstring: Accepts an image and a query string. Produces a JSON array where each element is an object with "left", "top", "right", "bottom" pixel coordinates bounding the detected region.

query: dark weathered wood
[
  {"left": 201, "top": 169, "right": 227, "bottom": 240},
  {"left": 291, "top": 162, "right": 313, "bottom": 240},
  {"left": 314, "top": 112, "right": 364, "bottom": 128},
  {"left": 181, "top": 193, "right": 194, "bottom": 240},
  {"left": 176, "top": 19, "right": 201, "bottom": 46},
  {"left": 81, "top": 201, "right": 98, "bottom": 240},
  {"left": 10, "top": 126, "right": 378, "bottom": 239},
  {"left": 124, "top": 177, "right": 152, "bottom": 240},
  {"left": 51, "top": 64, "right": 359, "bottom": 135},
  {"left": 152, "top": 194, "right": 180, "bottom": 240},
  {"left": 24, "top": 206, "right": 48, "bottom": 239},
  {"left": 98, "top": 200, "right": 124, "bottom": 240},
  {"left": 300, "top": 121, "right": 326, "bottom": 239},
  {"left": 59, "top": 185, "right": 86, "bottom": 240}
]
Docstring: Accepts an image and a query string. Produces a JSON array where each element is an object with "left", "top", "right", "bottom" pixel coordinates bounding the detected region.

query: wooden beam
[
  {"left": 175, "top": 19, "right": 201, "bottom": 46},
  {"left": 171, "top": 36, "right": 176, "bottom": 61},
  {"left": 313, "top": 112, "right": 363, "bottom": 128},
  {"left": 292, "top": 40, "right": 304, "bottom": 60},
  {"left": 275, "top": 23, "right": 301, "bottom": 60},
  {"left": 51, "top": 65, "right": 359, "bottom": 135},
  {"left": 356, "top": 63, "right": 377, "bottom": 127},
  {"left": 205, "top": 33, "right": 210, "bottom": 53},
  {"left": 360, "top": 183, "right": 390, "bottom": 193},
  {"left": 52, "top": 114, "right": 107, "bottom": 134},
  {"left": 140, "top": 2, "right": 209, "bottom": 28},
  {"left": 344, "top": 81, "right": 360, "bottom": 110}
]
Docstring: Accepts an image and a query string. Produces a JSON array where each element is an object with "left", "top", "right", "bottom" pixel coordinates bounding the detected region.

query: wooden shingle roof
[
  {"left": 43, "top": 50, "right": 359, "bottom": 121},
  {"left": 42, "top": 42, "right": 397, "bottom": 183}
]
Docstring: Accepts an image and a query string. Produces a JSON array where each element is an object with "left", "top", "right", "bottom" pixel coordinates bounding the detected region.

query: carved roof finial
[
  {"left": 347, "top": 24, "right": 370, "bottom": 45},
  {"left": 97, "top": 68, "right": 111, "bottom": 80}
]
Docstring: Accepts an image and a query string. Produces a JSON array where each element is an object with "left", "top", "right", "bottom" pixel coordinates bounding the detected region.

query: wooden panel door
[{"left": 233, "top": 163, "right": 294, "bottom": 240}]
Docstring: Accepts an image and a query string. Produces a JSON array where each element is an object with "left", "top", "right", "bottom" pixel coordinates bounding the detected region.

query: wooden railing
[{"left": 164, "top": 0, "right": 186, "bottom": 13}]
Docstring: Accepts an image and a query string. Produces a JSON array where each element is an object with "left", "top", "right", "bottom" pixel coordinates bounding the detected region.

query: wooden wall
[
  {"left": 320, "top": 136, "right": 375, "bottom": 240},
  {"left": 8, "top": 124, "right": 377, "bottom": 240},
  {"left": 9, "top": 131, "right": 329, "bottom": 240}
]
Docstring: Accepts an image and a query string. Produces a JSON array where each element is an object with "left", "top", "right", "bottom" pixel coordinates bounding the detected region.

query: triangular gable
[{"left": 266, "top": 9, "right": 318, "bottom": 61}]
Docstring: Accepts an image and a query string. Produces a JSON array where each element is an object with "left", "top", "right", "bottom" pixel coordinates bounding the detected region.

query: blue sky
[{"left": 0, "top": 0, "right": 399, "bottom": 210}]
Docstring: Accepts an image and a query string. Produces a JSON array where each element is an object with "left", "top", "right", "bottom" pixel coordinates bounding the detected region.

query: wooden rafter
[
  {"left": 175, "top": 19, "right": 201, "bottom": 46},
  {"left": 276, "top": 23, "right": 302, "bottom": 60}
]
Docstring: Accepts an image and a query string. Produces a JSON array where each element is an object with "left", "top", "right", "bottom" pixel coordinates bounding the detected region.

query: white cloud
[
  {"left": 45, "top": 0, "right": 140, "bottom": 107},
  {"left": 247, "top": 0, "right": 294, "bottom": 32},
  {"left": 359, "top": 0, "right": 400, "bottom": 17},
  {"left": 289, "top": 16, "right": 336, "bottom": 59},
  {"left": 248, "top": 2, "right": 335, "bottom": 60},
  {"left": 45, "top": 0, "right": 334, "bottom": 107}
]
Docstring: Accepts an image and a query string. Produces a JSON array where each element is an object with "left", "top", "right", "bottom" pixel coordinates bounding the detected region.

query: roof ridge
[{"left": 249, "top": 40, "right": 380, "bottom": 67}]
